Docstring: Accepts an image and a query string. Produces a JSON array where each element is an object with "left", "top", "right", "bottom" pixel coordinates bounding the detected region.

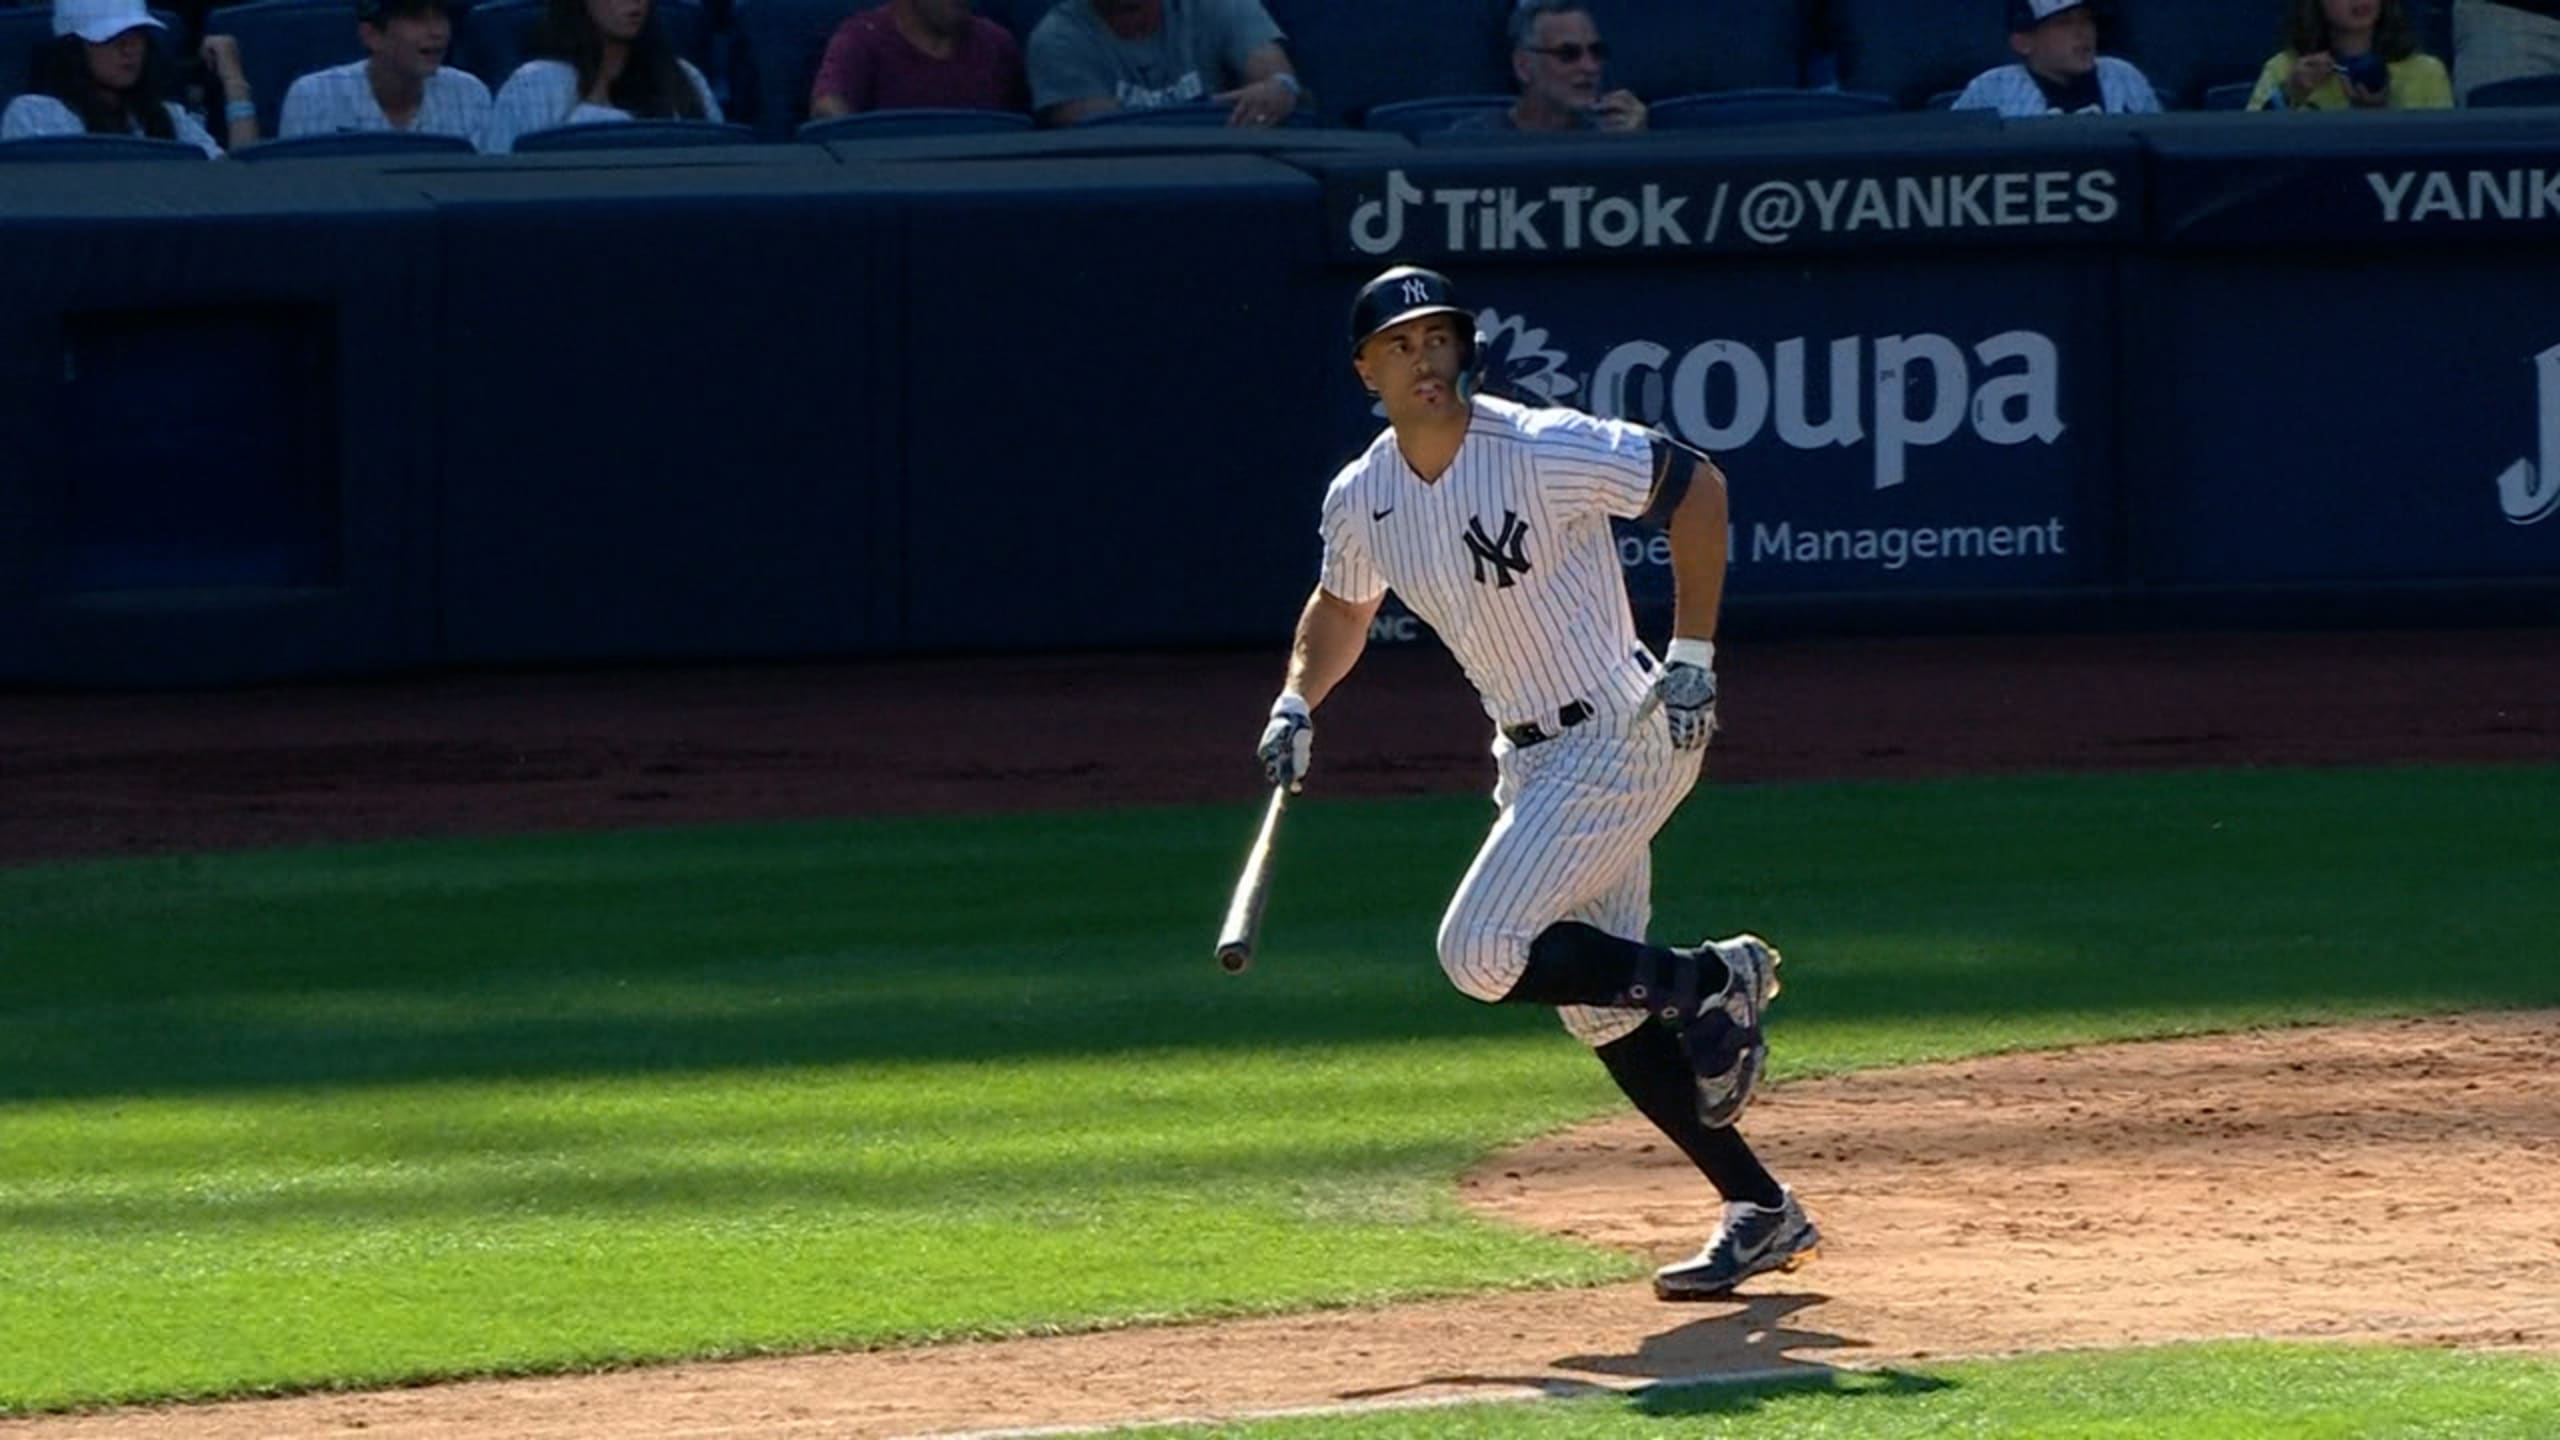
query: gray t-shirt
[{"left": 1027, "top": 0, "right": 1284, "bottom": 114}]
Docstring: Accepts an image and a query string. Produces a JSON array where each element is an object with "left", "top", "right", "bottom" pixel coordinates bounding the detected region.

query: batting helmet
[{"left": 1348, "top": 265, "right": 1482, "bottom": 382}]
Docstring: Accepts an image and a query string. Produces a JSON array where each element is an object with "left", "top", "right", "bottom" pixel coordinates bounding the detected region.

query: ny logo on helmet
[{"left": 1401, "top": 278, "right": 1432, "bottom": 305}]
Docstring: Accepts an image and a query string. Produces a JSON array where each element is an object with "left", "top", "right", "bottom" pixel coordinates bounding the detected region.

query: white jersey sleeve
[
  {"left": 1316, "top": 479, "right": 1385, "bottom": 606},
  {"left": 1529, "top": 408, "right": 1657, "bottom": 524}
]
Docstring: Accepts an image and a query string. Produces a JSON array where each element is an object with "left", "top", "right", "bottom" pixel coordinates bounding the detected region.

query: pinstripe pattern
[
  {"left": 1318, "top": 396, "right": 1704, "bottom": 1048},
  {"left": 279, "top": 61, "right": 492, "bottom": 145}
]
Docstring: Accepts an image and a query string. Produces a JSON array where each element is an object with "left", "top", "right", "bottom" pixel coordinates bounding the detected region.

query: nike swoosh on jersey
[{"left": 1372, "top": 507, "right": 1396, "bottom": 520}]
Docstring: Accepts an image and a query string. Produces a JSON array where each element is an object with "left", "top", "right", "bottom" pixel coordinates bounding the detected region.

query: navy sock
[
  {"left": 1596, "top": 1021, "right": 1784, "bottom": 1208},
  {"left": 1501, "top": 920, "right": 1676, "bottom": 1007}
]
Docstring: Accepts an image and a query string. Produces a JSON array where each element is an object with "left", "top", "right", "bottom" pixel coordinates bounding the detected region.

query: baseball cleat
[
  {"left": 1678, "top": 933, "right": 1781, "bottom": 1128},
  {"left": 1654, "top": 1188, "right": 1820, "bottom": 1301}
]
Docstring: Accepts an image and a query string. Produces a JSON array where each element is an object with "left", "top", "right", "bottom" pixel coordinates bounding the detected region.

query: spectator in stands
[
  {"left": 1, "top": 0, "right": 255, "bottom": 154},
  {"left": 1453, "top": 0, "right": 1646, "bottom": 133},
  {"left": 1026, "top": 0, "right": 1301, "bottom": 127},
  {"left": 2454, "top": 0, "right": 2560, "bottom": 104},
  {"left": 808, "top": 0, "right": 1027, "bottom": 120},
  {"left": 482, "top": 0, "right": 720, "bottom": 152},
  {"left": 2249, "top": 0, "right": 2451, "bottom": 109},
  {"left": 277, "top": 0, "right": 492, "bottom": 143},
  {"left": 1952, "top": 0, "right": 2161, "bottom": 116}
]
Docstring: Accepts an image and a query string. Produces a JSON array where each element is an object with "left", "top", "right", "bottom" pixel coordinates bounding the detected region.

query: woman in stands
[
  {"left": 2248, "top": 0, "right": 2452, "bottom": 109},
  {"left": 2, "top": 0, "right": 258, "bottom": 154},
  {"left": 482, "top": 0, "right": 721, "bottom": 151}
]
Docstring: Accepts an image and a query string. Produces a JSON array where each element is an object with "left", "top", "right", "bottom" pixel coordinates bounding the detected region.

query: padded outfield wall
[{"left": 1, "top": 116, "right": 2556, "bottom": 687}]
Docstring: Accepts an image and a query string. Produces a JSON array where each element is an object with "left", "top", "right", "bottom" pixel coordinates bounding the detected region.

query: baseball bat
[{"left": 1214, "top": 785, "right": 1290, "bottom": 974}]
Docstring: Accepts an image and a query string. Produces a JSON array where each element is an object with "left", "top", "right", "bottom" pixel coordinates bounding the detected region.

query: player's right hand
[{"left": 1257, "top": 694, "right": 1313, "bottom": 791}]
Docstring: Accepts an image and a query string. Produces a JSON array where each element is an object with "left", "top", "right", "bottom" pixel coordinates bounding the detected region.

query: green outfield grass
[
  {"left": 0, "top": 764, "right": 2554, "bottom": 1412},
  {"left": 1129, "top": 1343, "right": 2560, "bottom": 1438}
]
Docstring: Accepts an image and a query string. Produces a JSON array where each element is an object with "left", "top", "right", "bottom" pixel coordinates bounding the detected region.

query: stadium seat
[
  {"left": 728, "top": 0, "right": 859, "bottom": 139},
  {"left": 1598, "top": 0, "right": 1808, "bottom": 102},
  {"left": 1826, "top": 0, "right": 2011, "bottom": 109},
  {"left": 508, "top": 116, "right": 755, "bottom": 149},
  {"left": 458, "top": 0, "right": 710, "bottom": 91},
  {"left": 235, "top": 128, "right": 478, "bottom": 157},
  {"left": 2111, "top": 0, "right": 2286, "bottom": 108},
  {"left": 1071, "top": 100, "right": 1315, "bottom": 127},
  {"left": 1647, "top": 86, "right": 1893, "bottom": 129},
  {"left": 1361, "top": 93, "right": 1510, "bottom": 136},
  {"left": 1924, "top": 87, "right": 1959, "bottom": 110},
  {"left": 1262, "top": 0, "right": 1509, "bottom": 127},
  {"left": 2200, "top": 80, "right": 2256, "bottom": 110},
  {"left": 0, "top": 133, "right": 210, "bottom": 160},
  {"left": 202, "top": 0, "right": 366, "bottom": 138},
  {"left": 797, "top": 106, "right": 1030, "bottom": 140},
  {"left": 2469, "top": 73, "right": 2560, "bottom": 108}
]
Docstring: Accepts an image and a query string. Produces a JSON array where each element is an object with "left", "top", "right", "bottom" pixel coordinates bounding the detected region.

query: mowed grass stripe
[{"left": 0, "top": 765, "right": 2553, "bottom": 1410}]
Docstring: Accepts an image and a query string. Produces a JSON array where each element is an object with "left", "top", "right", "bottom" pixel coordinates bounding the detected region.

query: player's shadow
[{"left": 1331, "top": 1290, "right": 1902, "bottom": 1407}]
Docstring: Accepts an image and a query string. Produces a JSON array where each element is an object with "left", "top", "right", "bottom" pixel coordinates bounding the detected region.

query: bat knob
[{"left": 1217, "top": 947, "right": 1250, "bottom": 974}]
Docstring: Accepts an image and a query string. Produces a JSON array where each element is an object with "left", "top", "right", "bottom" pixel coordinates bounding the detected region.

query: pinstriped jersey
[{"left": 1318, "top": 396, "right": 1658, "bottom": 729}]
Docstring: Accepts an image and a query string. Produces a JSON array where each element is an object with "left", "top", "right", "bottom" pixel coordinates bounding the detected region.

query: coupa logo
[
  {"left": 1478, "top": 310, "right": 2065, "bottom": 490},
  {"left": 2495, "top": 343, "right": 2560, "bottom": 526}
]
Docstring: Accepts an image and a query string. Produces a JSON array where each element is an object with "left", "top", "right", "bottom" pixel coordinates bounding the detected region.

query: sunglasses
[{"left": 1526, "top": 41, "right": 1609, "bottom": 62}]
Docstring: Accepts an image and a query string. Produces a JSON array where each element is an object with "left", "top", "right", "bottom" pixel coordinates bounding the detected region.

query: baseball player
[{"left": 1253, "top": 264, "right": 1818, "bottom": 1299}]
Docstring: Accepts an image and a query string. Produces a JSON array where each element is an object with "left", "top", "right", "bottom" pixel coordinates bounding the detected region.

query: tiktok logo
[{"left": 2496, "top": 343, "right": 2560, "bottom": 526}]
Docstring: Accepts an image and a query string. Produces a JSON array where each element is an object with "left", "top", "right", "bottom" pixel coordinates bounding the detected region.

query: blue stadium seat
[
  {"left": 729, "top": 0, "right": 859, "bottom": 139},
  {"left": 1361, "top": 93, "right": 1510, "bottom": 136},
  {"left": 1596, "top": 0, "right": 1808, "bottom": 102},
  {"left": 1647, "top": 86, "right": 1892, "bottom": 129},
  {"left": 1071, "top": 100, "right": 1315, "bottom": 127},
  {"left": 202, "top": 0, "right": 365, "bottom": 138},
  {"left": 458, "top": 0, "right": 710, "bottom": 91},
  {"left": 797, "top": 106, "right": 1029, "bottom": 139},
  {"left": 2110, "top": 0, "right": 2286, "bottom": 108},
  {"left": 235, "top": 128, "right": 478, "bottom": 157},
  {"left": 508, "top": 116, "right": 755, "bottom": 148},
  {"left": 0, "top": 133, "right": 209, "bottom": 159},
  {"left": 1826, "top": 0, "right": 2010, "bottom": 109},
  {"left": 2200, "top": 80, "right": 2256, "bottom": 111},
  {"left": 1263, "top": 0, "right": 1509, "bottom": 127},
  {"left": 1924, "top": 88, "right": 1959, "bottom": 110},
  {"left": 2469, "top": 74, "right": 2560, "bottom": 108}
]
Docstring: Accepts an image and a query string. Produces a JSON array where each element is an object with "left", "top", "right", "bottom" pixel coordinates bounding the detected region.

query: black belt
[{"left": 1502, "top": 699, "right": 1594, "bottom": 749}]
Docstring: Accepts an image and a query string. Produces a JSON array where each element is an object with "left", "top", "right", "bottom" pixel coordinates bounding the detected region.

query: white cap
[{"left": 53, "top": 0, "right": 165, "bottom": 43}]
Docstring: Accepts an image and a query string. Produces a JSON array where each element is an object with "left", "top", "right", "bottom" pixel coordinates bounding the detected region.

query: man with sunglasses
[{"left": 1457, "top": 0, "right": 1645, "bottom": 133}]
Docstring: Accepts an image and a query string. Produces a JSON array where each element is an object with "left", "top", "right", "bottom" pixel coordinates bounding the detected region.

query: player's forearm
[
  {"left": 1665, "top": 460, "right": 1729, "bottom": 642},
  {"left": 1283, "top": 587, "right": 1376, "bottom": 709}
]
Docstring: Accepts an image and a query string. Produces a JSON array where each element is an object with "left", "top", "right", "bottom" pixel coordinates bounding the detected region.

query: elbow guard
[{"left": 1637, "top": 428, "right": 1715, "bottom": 529}]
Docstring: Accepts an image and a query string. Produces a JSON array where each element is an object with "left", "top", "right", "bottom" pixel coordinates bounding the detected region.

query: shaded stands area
[
  {"left": 0, "top": 0, "right": 2486, "bottom": 156},
  {"left": 3, "top": 110, "right": 2559, "bottom": 688}
]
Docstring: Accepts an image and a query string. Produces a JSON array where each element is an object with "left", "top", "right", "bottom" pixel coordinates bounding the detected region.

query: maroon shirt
[{"left": 811, "top": 7, "right": 1029, "bottom": 114}]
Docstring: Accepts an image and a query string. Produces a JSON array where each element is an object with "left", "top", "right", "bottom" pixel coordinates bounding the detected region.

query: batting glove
[
  {"left": 1639, "top": 639, "right": 1718, "bottom": 751},
  {"left": 1257, "top": 693, "right": 1313, "bottom": 791}
]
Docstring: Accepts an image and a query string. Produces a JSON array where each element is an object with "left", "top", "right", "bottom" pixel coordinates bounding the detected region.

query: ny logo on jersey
[
  {"left": 1463, "top": 510, "right": 1532, "bottom": 588},
  {"left": 1400, "top": 277, "right": 1432, "bottom": 305}
]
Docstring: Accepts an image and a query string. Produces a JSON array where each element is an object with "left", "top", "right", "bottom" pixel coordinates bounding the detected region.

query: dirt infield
[{"left": 2, "top": 628, "right": 2556, "bottom": 1438}]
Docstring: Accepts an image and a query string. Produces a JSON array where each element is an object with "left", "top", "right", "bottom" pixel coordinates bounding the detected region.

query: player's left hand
[
  {"left": 1592, "top": 89, "right": 1647, "bottom": 132},
  {"left": 1636, "top": 640, "right": 1717, "bottom": 751},
  {"left": 1217, "top": 76, "right": 1298, "bottom": 128}
]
